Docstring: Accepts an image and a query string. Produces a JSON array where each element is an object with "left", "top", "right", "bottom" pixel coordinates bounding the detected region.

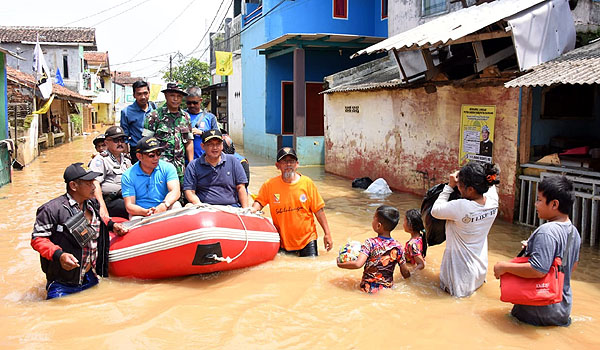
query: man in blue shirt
[
  {"left": 122, "top": 136, "right": 181, "bottom": 217},
  {"left": 183, "top": 129, "right": 249, "bottom": 207},
  {"left": 120, "top": 80, "right": 156, "bottom": 163},
  {"left": 185, "top": 86, "right": 218, "bottom": 159}
]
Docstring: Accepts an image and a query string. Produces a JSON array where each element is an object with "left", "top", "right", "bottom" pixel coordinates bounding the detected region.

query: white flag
[{"left": 32, "top": 42, "right": 52, "bottom": 99}]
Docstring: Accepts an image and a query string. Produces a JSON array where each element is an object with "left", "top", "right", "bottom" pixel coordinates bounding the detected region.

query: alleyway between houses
[{"left": 1, "top": 136, "right": 600, "bottom": 348}]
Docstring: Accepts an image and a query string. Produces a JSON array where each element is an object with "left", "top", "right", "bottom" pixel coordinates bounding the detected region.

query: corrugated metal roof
[
  {"left": 505, "top": 40, "right": 600, "bottom": 87},
  {"left": 353, "top": 0, "right": 545, "bottom": 57}
]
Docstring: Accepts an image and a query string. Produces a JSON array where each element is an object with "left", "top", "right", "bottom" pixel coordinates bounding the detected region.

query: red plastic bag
[{"left": 500, "top": 256, "right": 564, "bottom": 306}]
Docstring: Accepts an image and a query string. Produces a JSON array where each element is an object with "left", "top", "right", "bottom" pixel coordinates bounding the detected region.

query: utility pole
[{"left": 169, "top": 55, "right": 173, "bottom": 81}]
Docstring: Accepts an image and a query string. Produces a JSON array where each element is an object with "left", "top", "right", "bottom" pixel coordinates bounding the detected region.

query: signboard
[{"left": 459, "top": 104, "right": 495, "bottom": 165}]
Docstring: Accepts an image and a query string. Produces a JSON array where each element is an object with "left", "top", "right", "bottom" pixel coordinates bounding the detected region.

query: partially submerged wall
[{"left": 324, "top": 85, "right": 520, "bottom": 221}]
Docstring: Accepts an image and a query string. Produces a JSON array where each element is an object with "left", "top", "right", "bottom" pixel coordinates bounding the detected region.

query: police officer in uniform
[{"left": 89, "top": 125, "right": 132, "bottom": 219}]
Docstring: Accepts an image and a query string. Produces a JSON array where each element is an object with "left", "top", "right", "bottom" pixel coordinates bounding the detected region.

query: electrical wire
[
  {"left": 185, "top": 0, "right": 228, "bottom": 56},
  {"left": 146, "top": 0, "right": 231, "bottom": 77},
  {"left": 209, "top": 0, "right": 288, "bottom": 51},
  {"left": 111, "top": 51, "right": 177, "bottom": 66},
  {"left": 91, "top": 0, "right": 154, "bottom": 27},
  {"left": 62, "top": 0, "right": 136, "bottom": 26},
  {"left": 127, "top": 0, "right": 197, "bottom": 61}
]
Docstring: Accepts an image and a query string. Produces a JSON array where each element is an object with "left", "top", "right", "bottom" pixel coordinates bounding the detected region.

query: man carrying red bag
[{"left": 494, "top": 176, "right": 581, "bottom": 326}]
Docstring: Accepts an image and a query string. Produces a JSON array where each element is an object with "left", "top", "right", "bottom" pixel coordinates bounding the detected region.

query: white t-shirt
[{"left": 431, "top": 185, "right": 498, "bottom": 297}]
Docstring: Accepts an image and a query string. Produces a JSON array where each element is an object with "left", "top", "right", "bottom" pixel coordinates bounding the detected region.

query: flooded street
[{"left": 1, "top": 136, "right": 600, "bottom": 349}]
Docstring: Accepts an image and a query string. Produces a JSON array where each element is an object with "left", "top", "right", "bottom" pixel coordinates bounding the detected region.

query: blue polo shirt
[
  {"left": 121, "top": 101, "right": 155, "bottom": 146},
  {"left": 121, "top": 160, "right": 178, "bottom": 209},
  {"left": 187, "top": 110, "right": 218, "bottom": 159},
  {"left": 183, "top": 153, "right": 248, "bottom": 206}
]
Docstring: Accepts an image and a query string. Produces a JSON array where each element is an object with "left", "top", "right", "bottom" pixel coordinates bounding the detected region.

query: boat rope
[{"left": 207, "top": 209, "right": 250, "bottom": 264}]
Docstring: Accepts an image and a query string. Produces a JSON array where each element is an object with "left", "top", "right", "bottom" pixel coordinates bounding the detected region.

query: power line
[
  {"left": 127, "top": 0, "right": 197, "bottom": 61},
  {"left": 111, "top": 51, "right": 177, "bottom": 67},
  {"left": 209, "top": 0, "right": 288, "bottom": 53},
  {"left": 185, "top": 0, "right": 228, "bottom": 56},
  {"left": 146, "top": 0, "right": 230, "bottom": 77},
  {"left": 92, "top": 0, "right": 154, "bottom": 27},
  {"left": 185, "top": 0, "right": 234, "bottom": 59},
  {"left": 62, "top": 0, "right": 136, "bottom": 26}
]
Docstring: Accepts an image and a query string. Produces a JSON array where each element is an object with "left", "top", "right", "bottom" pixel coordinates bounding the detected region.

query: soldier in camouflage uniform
[{"left": 142, "top": 83, "right": 194, "bottom": 184}]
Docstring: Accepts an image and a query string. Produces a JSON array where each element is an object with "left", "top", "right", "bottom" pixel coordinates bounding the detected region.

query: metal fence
[{"left": 517, "top": 164, "right": 600, "bottom": 247}]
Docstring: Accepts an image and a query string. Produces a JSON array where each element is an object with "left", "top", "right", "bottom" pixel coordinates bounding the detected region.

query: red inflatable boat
[{"left": 108, "top": 205, "right": 280, "bottom": 279}]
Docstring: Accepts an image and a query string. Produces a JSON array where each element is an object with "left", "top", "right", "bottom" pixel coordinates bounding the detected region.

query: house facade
[
  {"left": 0, "top": 26, "right": 97, "bottom": 94},
  {"left": 82, "top": 51, "right": 113, "bottom": 125},
  {"left": 240, "top": 0, "right": 389, "bottom": 163},
  {"left": 322, "top": 0, "right": 600, "bottom": 223},
  {"left": 6, "top": 67, "right": 93, "bottom": 166}
]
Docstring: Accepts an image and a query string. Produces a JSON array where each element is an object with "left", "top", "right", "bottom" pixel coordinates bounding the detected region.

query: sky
[{"left": 0, "top": 0, "right": 233, "bottom": 78}]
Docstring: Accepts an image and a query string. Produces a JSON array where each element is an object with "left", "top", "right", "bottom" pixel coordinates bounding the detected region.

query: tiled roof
[
  {"left": 505, "top": 40, "right": 600, "bottom": 87},
  {"left": 0, "top": 26, "right": 96, "bottom": 44},
  {"left": 84, "top": 51, "right": 108, "bottom": 64},
  {"left": 114, "top": 76, "right": 144, "bottom": 85},
  {"left": 6, "top": 66, "right": 93, "bottom": 103}
]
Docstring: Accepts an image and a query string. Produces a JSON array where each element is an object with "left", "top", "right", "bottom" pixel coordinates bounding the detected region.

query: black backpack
[{"left": 420, "top": 183, "right": 461, "bottom": 246}]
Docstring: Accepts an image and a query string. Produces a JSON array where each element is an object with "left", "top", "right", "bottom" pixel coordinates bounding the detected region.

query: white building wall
[{"left": 228, "top": 53, "right": 243, "bottom": 146}]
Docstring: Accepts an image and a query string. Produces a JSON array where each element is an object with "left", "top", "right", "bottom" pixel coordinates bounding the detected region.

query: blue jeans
[{"left": 46, "top": 271, "right": 99, "bottom": 300}]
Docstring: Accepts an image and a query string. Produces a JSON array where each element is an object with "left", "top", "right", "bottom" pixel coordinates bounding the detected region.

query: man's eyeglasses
[
  {"left": 108, "top": 137, "right": 126, "bottom": 143},
  {"left": 186, "top": 101, "right": 200, "bottom": 105},
  {"left": 144, "top": 151, "right": 162, "bottom": 158}
]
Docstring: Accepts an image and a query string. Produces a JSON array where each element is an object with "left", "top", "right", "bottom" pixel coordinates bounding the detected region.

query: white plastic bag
[{"left": 364, "top": 178, "right": 392, "bottom": 194}]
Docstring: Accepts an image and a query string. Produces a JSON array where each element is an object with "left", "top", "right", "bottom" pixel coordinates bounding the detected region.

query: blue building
[{"left": 241, "top": 0, "right": 388, "bottom": 164}]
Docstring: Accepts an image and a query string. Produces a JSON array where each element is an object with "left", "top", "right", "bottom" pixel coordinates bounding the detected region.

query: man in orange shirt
[{"left": 252, "top": 147, "right": 333, "bottom": 257}]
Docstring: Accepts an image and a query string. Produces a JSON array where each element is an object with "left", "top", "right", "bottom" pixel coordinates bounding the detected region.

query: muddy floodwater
[{"left": 1, "top": 136, "right": 599, "bottom": 349}]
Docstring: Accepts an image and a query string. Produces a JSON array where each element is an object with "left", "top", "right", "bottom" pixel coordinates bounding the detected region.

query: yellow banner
[
  {"left": 32, "top": 94, "right": 55, "bottom": 114},
  {"left": 458, "top": 104, "right": 496, "bottom": 166},
  {"left": 149, "top": 83, "right": 162, "bottom": 101},
  {"left": 215, "top": 51, "right": 233, "bottom": 76}
]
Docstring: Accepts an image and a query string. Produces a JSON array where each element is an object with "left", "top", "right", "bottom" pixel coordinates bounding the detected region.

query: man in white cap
[{"left": 251, "top": 147, "right": 333, "bottom": 257}]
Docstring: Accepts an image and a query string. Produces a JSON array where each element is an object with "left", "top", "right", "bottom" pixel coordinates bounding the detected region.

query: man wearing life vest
[{"left": 251, "top": 147, "right": 333, "bottom": 257}]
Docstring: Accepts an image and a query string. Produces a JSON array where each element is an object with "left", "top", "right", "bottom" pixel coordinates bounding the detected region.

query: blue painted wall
[
  {"left": 261, "top": 0, "right": 386, "bottom": 39},
  {"left": 530, "top": 87, "right": 600, "bottom": 147},
  {"left": 242, "top": 0, "right": 388, "bottom": 160},
  {"left": 264, "top": 49, "right": 381, "bottom": 136}
]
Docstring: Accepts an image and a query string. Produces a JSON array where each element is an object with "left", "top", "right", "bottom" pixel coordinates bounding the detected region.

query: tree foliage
[{"left": 162, "top": 57, "right": 210, "bottom": 89}]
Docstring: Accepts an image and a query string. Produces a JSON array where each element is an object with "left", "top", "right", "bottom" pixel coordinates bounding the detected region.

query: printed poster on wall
[{"left": 459, "top": 105, "right": 495, "bottom": 166}]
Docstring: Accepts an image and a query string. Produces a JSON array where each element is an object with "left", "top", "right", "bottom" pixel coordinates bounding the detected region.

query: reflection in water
[{"left": 1, "top": 136, "right": 599, "bottom": 348}]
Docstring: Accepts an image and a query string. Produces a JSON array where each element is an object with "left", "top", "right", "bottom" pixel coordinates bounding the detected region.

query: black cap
[
  {"left": 277, "top": 147, "right": 298, "bottom": 162},
  {"left": 104, "top": 125, "right": 126, "bottom": 139},
  {"left": 63, "top": 162, "right": 102, "bottom": 183},
  {"left": 92, "top": 134, "right": 105, "bottom": 146},
  {"left": 136, "top": 136, "right": 164, "bottom": 154},
  {"left": 161, "top": 82, "right": 188, "bottom": 96},
  {"left": 201, "top": 129, "right": 223, "bottom": 143}
]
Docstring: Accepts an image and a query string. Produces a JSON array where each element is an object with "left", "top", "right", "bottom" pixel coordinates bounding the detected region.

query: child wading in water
[
  {"left": 337, "top": 205, "right": 410, "bottom": 293},
  {"left": 403, "top": 209, "right": 426, "bottom": 271},
  {"left": 494, "top": 176, "right": 581, "bottom": 326}
]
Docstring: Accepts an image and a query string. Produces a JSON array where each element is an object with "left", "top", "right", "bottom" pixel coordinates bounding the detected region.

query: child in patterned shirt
[
  {"left": 403, "top": 209, "right": 426, "bottom": 271},
  {"left": 337, "top": 205, "right": 410, "bottom": 293}
]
